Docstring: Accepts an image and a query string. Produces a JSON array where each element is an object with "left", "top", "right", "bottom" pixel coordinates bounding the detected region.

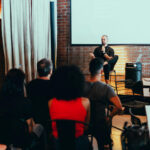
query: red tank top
[{"left": 50, "top": 97, "right": 87, "bottom": 138}]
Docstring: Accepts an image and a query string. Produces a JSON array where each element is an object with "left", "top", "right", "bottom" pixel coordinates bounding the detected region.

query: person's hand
[
  {"left": 122, "top": 107, "right": 125, "bottom": 111},
  {"left": 103, "top": 61, "right": 108, "bottom": 65},
  {"left": 0, "top": 144, "right": 7, "bottom": 150},
  {"left": 109, "top": 56, "right": 113, "bottom": 60},
  {"left": 102, "top": 45, "right": 105, "bottom": 52},
  {"left": 119, "top": 107, "right": 125, "bottom": 115}
]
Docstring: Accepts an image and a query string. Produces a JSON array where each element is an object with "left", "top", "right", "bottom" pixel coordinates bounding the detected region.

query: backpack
[{"left": 121, "top": 120, "right": 149, "bottom": 150}]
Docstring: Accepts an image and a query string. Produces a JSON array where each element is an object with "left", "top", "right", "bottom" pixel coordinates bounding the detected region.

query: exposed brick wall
[{"left": 57, "top": 0, "right": 150, "bottom": 77}]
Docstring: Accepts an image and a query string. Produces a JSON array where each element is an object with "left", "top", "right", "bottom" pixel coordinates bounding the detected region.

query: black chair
[
  {"left": 89, "top": 101, "right": 112, "bottom": 150},
  {"left": 0, "top": 116, "right": 45, "bottom": 150},
  {"left": 0, "top": 116, "right": 30, "bottom": 149},
  {"left": 51, "top": 119, "right": 92, "bottom": 150}
]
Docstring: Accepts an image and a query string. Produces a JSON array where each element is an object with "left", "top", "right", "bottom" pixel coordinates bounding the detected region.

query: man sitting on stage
[{"left": 90, "top": 35, "right": 118, "bottom": 84}]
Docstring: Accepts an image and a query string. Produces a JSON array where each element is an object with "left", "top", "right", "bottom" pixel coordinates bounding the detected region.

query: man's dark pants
[{"left": 103, "top": 55, "right": 118, "bottom": 80}]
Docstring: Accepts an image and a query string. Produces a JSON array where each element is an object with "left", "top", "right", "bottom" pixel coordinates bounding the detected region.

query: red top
[{"left": 50, "top": 97, "right": 87, "bottom": 138}]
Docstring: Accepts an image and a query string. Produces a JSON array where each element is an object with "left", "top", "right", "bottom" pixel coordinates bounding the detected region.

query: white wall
[{"left": 71, "top": 0, "right": 150, "bottom": 45}]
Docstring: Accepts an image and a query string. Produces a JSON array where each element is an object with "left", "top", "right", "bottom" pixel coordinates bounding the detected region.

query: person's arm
[
  {"left": 105, "top": 85, "right": 124, "bottom": 122},
  {"left": 48, "top": 99, "right": 53, "bottom": 110},
  {"left": 105, "top": 96, "right": 124, "bottom": 124},
  {"left": 26, "top": 118, "right": 35, "bottom": 133},
  {"left": 102, "top": 46, "right": 113, "bottom": 61},
  {"left": 81, "top": 97, "right": 90, "bottom": 129},
  {"left": 89, "top": 53, "right": 95, "bottom": 59},
  {"left": 104, "top": 53, "right": 113, "bottom": 61},
  {"left": 109, "top": 96, "right": 124, "bottom": 118},
  {"left": 23, "top": 98, "right": 35, "bottom": 133}
]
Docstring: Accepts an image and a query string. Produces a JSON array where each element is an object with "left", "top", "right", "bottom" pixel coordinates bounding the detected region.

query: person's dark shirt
[
  {"left": 94, "top": 45, "right": 114, "bottom": 61},
  {"left": 27, "top": 79, "right": 52, "bottom": 127},
  {"left": 0, "top": 95, "right": 32, "bottom": 146},
  {"left": 0, "top": 95, "right": 32, "bottom": 120}
]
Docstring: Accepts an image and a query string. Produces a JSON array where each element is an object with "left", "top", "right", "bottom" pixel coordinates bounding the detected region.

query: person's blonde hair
[{"left": 101, "top": 35, "right": 108, "bottom": 40}]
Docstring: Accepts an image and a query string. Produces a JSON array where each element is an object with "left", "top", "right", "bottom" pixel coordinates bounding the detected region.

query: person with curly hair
[{"left": 49, "top": 65, "right": 90, "bottom": 150}]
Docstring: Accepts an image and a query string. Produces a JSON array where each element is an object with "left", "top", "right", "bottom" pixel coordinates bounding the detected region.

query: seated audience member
[
  {"left": 27, "top": 59, "right": 53, "bottom": 149},
  {"left": 84, "top": 58, "right": 124, "bottom": 150},
  {"left": 27, "top": 58, "right": 53, "bottom": 128},
  {"left": 48, "top": 65, "right": 90, "bottom": 150},
  {"left": 90, "top": 35, "right": 118, "bottom": 84},
  {"left": 0, "top": 69, "right": 35, "bottom": 148}
]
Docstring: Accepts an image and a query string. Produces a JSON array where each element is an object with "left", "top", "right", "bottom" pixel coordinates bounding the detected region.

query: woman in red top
[{"left": 48, "top": 65, "right": 90, "bottom": 150}]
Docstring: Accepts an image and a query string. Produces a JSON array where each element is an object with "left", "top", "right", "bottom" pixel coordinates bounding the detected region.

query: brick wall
[{"left": 57, "top": 0, "right": 150, "bottom": 77}]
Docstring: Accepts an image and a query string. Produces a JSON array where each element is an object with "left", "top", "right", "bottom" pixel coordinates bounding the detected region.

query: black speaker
[{"left": 125, "top": 62, "right": 142, "bottom": 88}]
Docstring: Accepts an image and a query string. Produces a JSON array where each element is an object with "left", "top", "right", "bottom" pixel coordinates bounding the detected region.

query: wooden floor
[{"left": 92, "top": 115, "right": 147, "bottom": 150}]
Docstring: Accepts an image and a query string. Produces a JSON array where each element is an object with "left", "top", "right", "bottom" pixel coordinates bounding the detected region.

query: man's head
[
  {"left": 101, "top": 35, "right": 108, "bottom": 46},
  {"left": 37, "top": 58, "right": 53, "bottom": 77},
  {"left": 89, "top": 58, "right": 104, "bottom": 77}
]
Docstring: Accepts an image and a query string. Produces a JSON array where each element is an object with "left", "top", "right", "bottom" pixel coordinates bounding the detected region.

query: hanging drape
[{"left": 2, "top": 0, "right": 56, "bottom": 82}]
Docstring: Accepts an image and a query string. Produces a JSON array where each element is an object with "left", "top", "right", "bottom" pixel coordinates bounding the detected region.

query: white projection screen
[{"left": 71, "top": 0, "right": 150, "bottom": 45}]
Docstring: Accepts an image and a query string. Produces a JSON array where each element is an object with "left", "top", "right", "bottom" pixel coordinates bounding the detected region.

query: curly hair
[
  {"left": 1, "top": 68, "right": 25, "bottom": 97},
  {"left": 51, "top": 65, "right": 85, "bottom": 100}
]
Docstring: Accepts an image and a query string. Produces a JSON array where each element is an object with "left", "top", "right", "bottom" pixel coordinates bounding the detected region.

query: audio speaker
[{"left": 125, "top": 62, "right": 142, "bottom": 88}]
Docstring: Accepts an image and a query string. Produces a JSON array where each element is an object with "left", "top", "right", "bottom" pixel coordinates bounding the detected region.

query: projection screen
[{"left": 71, "top": 0, "right": 150, "bottom": 45}]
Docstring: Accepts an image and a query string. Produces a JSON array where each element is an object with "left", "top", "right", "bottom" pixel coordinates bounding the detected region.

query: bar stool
[{"left": 109, "top": 70, "right": 117, "bottom": 93}]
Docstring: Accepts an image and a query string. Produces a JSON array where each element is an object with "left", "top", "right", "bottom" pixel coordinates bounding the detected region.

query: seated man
[
  {"left": 27, "top": 58, "right": 53, "bottom": 128},
  {"left": 84, "top": 58, "right": 124, "bottom": 150},
  {"left": 90, "top": 35, "right": 118, "bottom": 84},
  {"left": 27, "top": 58, "right": 53, "bottom": 149}
]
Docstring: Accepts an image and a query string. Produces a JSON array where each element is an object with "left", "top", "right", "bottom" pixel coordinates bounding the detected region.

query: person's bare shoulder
[
  {"left": 81, "top": 97, "right": 90, "bottom": 110},
  {"left": 48, "top": 99, "right": 53, "bottom": 108}
]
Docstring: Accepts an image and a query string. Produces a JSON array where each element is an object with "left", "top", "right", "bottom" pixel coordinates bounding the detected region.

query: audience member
[
  {"left": 49, "top": 65, "right": 90, "bottom": 150},
  {"left": 84, "top": 58, "right": 124, "bottom": 150},
  {"left": 0, "top": 69, "right": 36, "bottom": 148},
  {"left": 27, "top": 58, "right": 53, "bottom": 149},
  {"left": 27, "top": 58, "right": 53, "bottom": 128}
]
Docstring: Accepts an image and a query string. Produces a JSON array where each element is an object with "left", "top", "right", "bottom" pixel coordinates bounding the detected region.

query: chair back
[
  {"left": 56, "top": 120, "right": 76, "bottom": 150},
  {"left": 0, "top": 116, "right": 29, "bottom": 148},
  {"left": 52, "top": 119, "right": 91, "bottom": 150}
]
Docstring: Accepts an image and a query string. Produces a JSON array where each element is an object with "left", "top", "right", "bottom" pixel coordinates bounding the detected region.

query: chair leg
[
  {"left": 110, "top": 73, "right": 111, "bottom": 83},
  {"left": 114, "top": 70, "right": 118, "bottom": 94},
  {"left": 110, "top": 70, "right": 118, "bottom": 94}
]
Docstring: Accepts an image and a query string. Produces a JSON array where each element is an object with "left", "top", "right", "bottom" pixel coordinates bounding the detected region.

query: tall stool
[{"left": 109, "top": 70, "right": 117, "bottom": 93}]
